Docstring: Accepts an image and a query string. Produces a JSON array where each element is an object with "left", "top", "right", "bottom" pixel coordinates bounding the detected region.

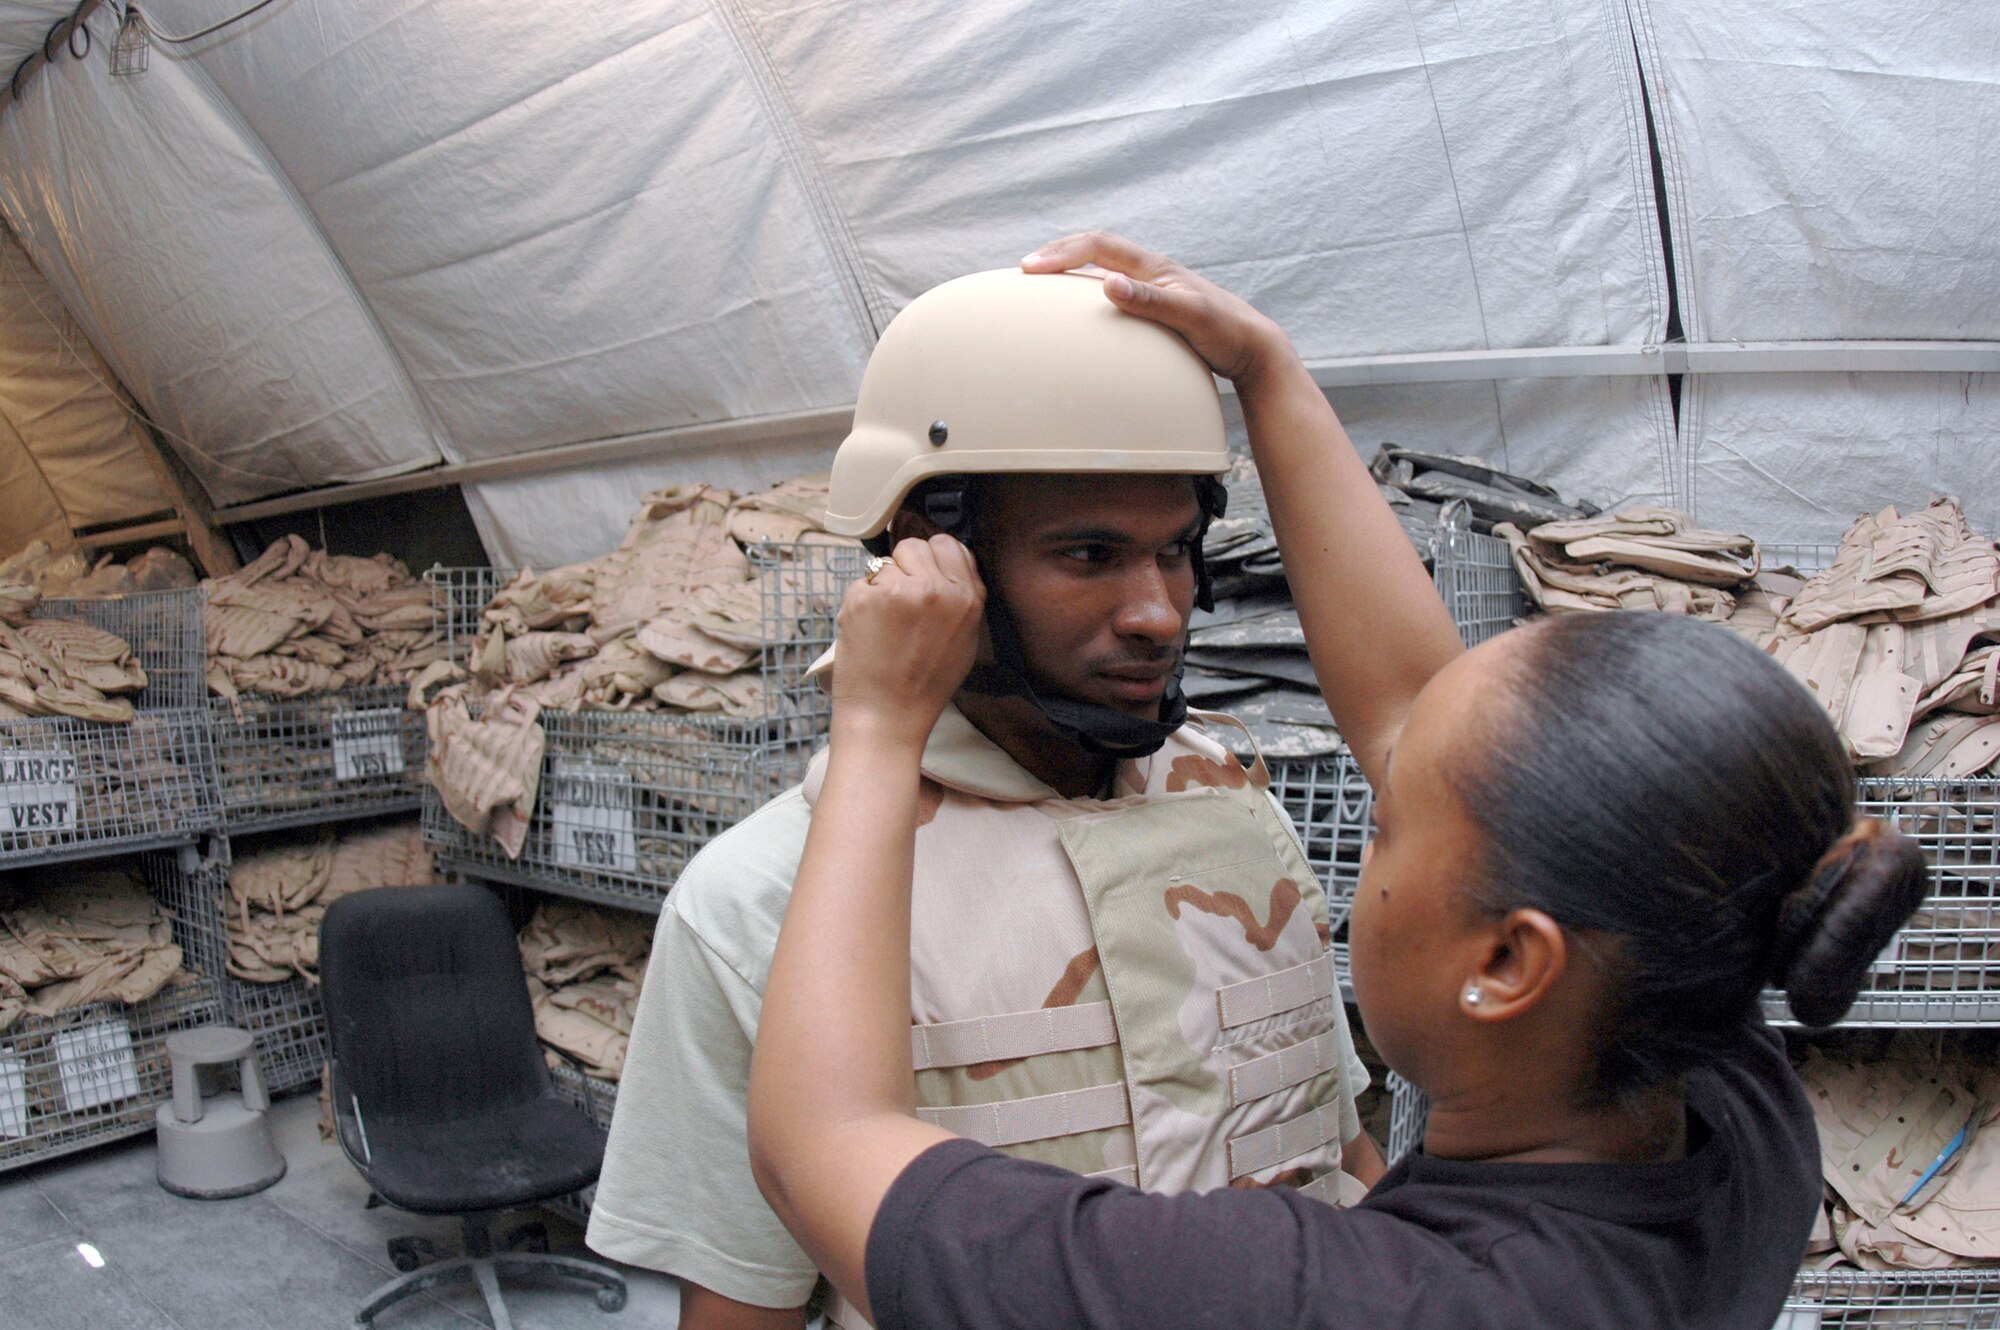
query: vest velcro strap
[
  {"left": 1085, "top": 1164, "right": 1137, "bottom": 1188},
  {"left": 917, "top": 1082, "right": 1131, "bottom": 1148},
  {"left": 1227, "top": 1030, "right": 1342, "bottom": 1108},
  {"left": 1227, "top": 1102, "right": 1343, "bottom": 1178},
  {"left": 1297, "top": 1170, "right": 1370, "bottom": 1209},
  {"left": 1215, "top": 951, "right": 1336, "bottom": 1030},
  {"left": 910, "top": 1002, "right": 1118, "bottom": 1071}
]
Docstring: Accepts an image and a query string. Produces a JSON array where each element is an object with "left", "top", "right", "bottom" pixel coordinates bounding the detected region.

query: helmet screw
[{"left": 928, "top": 420, "right": 949, "bottom": 446}]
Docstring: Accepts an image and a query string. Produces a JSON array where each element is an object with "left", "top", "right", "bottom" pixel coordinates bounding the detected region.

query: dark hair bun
[{"left": 1772, "top": 818, "right": 1929, "bottom": 1027}]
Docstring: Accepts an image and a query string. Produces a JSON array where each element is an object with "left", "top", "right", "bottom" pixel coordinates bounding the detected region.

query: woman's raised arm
[{"left": 1024, "top": 233, "right": 1463, "bottom": 790}]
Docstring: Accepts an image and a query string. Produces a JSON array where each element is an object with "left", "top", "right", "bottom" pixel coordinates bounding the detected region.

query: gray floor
[{"left": 0, "top": 1093, "right": 681, "bottom": 1330}]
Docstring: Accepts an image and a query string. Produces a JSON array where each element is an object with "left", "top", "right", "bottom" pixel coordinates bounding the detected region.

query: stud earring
[{"left": 1464, "top": 986, "right": 1483, "bottom": 1007}]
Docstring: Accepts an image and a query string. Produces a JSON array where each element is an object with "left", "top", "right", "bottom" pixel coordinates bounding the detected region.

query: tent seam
[
  {"left": 171, "top": 50, "right": 462, "bottom": 472},
  {"left": 708, "top": 0, "right": 885, "bottom": 341}
]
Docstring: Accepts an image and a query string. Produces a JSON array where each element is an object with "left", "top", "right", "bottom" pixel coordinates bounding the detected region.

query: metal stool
[{"left": 155, "top": 1025, "right": 286, "bottom": 1199}]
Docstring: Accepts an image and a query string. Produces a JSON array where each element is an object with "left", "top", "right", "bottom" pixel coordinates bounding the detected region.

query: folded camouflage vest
[{"left": 805, "top": 706, "right": 1363, "bottom": 1324}]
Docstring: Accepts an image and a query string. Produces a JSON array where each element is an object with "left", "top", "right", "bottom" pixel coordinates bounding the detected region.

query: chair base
[{"left": 354, "top": 1249, "right": 627, "bottom": 1328}]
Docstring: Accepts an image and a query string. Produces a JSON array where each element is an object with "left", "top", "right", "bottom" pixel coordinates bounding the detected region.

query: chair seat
[{"left": 362, "top": 1094, "right": 606, "bottom": 1214}]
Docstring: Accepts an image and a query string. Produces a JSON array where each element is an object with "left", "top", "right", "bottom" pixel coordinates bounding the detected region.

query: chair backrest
[{"left": 319, "top": 883, "right": 550, "bottom": 1123}]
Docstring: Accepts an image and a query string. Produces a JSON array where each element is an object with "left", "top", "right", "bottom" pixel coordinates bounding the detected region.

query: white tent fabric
[
  {"left": 1634, "top": 0, "right": 2000, "bottom": 542},
  {"left": 0, "top": 0, "right": 1674, "bottom": 569},
  {"left": 0, "top": 225, "right": 162, "bottom": 551},
  {"left": 0, "top": 20, "right": 445, "bottom": 505},
  {"left": 0, "top": 0, "right": 1988, "bottom": 564}
]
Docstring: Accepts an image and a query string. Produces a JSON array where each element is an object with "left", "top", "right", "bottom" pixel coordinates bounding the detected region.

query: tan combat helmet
[
  {"left": 823, "top": 267, "right": 1233, "bottom": 759},
  {"left": 824, "top": 267, "right": 1230, "bottom": 540}
]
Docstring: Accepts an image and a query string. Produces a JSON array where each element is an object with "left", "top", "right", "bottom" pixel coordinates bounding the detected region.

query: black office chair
[{"left": 319, "top": 882, "right": 627, "bottom": 1329}]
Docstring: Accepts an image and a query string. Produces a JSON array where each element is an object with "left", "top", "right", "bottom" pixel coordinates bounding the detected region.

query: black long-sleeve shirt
[{"left": 867, "top": 1022, "right": 1817, "bottom": 1330}]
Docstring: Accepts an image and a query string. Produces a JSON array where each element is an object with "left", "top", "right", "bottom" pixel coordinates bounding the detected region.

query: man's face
[{"left": 976, "top": 473, "right": 1203, "bottom": 719}]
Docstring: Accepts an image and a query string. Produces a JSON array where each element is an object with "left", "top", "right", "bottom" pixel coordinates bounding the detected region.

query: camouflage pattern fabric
[
  {"left": 518, "top": 898, "right": 650, "bottom": 1081},
  {"left": 203, "top": 534, "right": 445, "bottom": 703},
  {"left": 1719, "top": 500, "right": 2000, "bottom": 772},
  {"left": 800, "top": 709, "right": 1364, "bottom": 1195},
  {"left": 425, "top": 475, "right": 859, "bottom": 853},
  {"left": 0, "top": 867, "right": 184, "bottom": 1028},
  {"left": 1799, "top": 1039, "right": 2000, "bottom": 1272},
  {"left": 225, "top": 822, "right": 437, "bottom": 983}
]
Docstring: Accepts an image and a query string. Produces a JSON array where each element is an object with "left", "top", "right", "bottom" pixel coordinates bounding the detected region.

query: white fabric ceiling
[{"left": 0, "top": 0, "right": 1990, "bottom": 565}]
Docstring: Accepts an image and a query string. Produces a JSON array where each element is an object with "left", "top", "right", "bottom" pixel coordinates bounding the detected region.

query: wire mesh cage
[
  {"left": 1760, "top": 775, "right": 2000, "bottom": 1027},
  {"left": 1266, "top": 753, "right": 1371, "bottom": 916},
  {"left": 0, "top": 977, "right": 222, "bottom": 1172},
  {"left": 748, "top": 540, "right": 869, "bottom": 786},
  {"left": 423, "top": 543, "right": 861, "bottom": 909},
  {"left": 224, "top": 976, "right": 327, "bottom": 1096},
  {"left": 426, "top": 541, "right": 862, "bottom": 741},
  {"left": 425, "top": 565, "right": 504, "bottom": 667},
  {"left": 35, "top": 586, "right": 207, "bottom": 712},
  {"left": 548, "top": 1060, "right": 620, "bottom": 1130},
  {"left": 137, "top": 837, "right": 232, "bottom": 988},
  {"left": 426, "top": 711, "right": 770, "bottom": 912},
  {"left": 0, "top": 710, "right": 219, "bottom": 868},
  {"left": 1384, "top": 1071, "right": 1428, "bottom": 1164},
  {"left": 545, "top": 1063, "right": 620, "bottom": 1221},
  {"left": 1432, "top": 522, "right": 1527, "bottom": 648},
  {"left": 209, "top": 685, "right": 425, "bottom": 833},
  {"left": 1779, "top": 1268, "right": 2000, "bottom": 1328},
  {"left": 146, "top": 829, "right": 368, "bottom": 1098}
]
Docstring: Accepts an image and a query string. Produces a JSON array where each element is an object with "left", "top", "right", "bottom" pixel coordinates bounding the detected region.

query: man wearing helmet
[{"left": 588, "top": 235, "right": 1464, "bottom": 1328}]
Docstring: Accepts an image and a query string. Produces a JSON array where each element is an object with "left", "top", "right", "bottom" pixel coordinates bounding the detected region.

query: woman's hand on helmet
[
  {"left": 831, "top": 534, "right": 986, "bottom": 748},
  {"left": 1021, "top": 232, "right": 1292, "bottom": 390}
]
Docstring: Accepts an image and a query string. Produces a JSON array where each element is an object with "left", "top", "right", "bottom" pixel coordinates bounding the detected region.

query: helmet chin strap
[
  {"left": 959, "top": 595, "right": 1189, "bottom": 759},
  {"left": 866, "top": 476, "right": 1226, "bottom": 761}
]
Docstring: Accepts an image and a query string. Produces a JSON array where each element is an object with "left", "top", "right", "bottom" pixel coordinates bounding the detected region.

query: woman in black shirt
[{"left": 745, "top": 233, "right": 1929, "bottom": 1329}]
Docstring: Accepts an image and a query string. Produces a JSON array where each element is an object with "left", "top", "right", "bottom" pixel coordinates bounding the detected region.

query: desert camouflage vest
[{"left": 801, "top": 704, "right": 1362, "bottom": 1202}]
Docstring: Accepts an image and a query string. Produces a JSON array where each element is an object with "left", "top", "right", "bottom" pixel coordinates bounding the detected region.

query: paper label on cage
[
  {"left": 0, "top": 1054, "right": 26, "bottom": 1139},
  {"left": 53, "top": 1019, "right": 139, "bottom": 1112},
  {"left": 0, "top": 748, "right": 77, "bottom": 832},
  {"left": 330, "top": 709, "right": 405, "bottom": 782},
  {"left": 547, "top": 758, "right": 638, "bottom": 875}
]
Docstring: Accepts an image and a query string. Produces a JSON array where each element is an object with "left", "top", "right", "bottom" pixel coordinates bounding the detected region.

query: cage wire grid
[
  {"left": 209, "top": 685, "right": 425, "bottom": 834},
  {"left": 3, "top": 588, "right": 219, "bottom": 867},
  {"left": 1433, "top": 523, "right": 1528, "bottom": 648},
  {"left": 1777, "top": 1268, "right": 2000, "bottom": 1327},
  {"left": 0, "top": 976, "right": 222, "bottom": 1172},
  {"left": 0, "top": 711, "right": 218, "bottom": 868},
  {"left": 36, "top": 587, "right": 207, "bottom": 712},
  {"left": 142, "top": 832, "right": 332, "bottom": 1097},
  {"left": 423, "top": 543, "right": 861, "bottom": 911}
]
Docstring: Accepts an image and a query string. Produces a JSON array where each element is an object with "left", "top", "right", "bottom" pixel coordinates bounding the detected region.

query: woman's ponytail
[{"left": 1771, "top": 818, "right": 1930, "bottom": 1028}]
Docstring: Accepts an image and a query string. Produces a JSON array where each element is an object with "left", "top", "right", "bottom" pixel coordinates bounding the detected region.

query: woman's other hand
[{"left": 831, "top": 534, "right": 985, "bottom": 749}]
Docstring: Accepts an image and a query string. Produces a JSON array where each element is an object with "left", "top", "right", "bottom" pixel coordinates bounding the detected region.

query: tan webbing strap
[
  {"left": 1188, "top": 707, "right": 1273, "bottom": 789},
  {"left": 1227, "top": 1030, "right": 1341, "bottom": 1108},
  {"left": 916, "top": 1082, "right": 1131, "bottom": 1148},
  {"left": 910, "top": 1001, "right": 1117, "bottom": 1071},
  {"left": 824, "top": 1288, "right": 872, "bottom": 1330},
  {"left": 1227, "top": 1103, "right": 1343, "bottom": 1179},
  {"left": 1216, "top": 951, "right": 1336, "bottom": 1030},
  {"left": 1085, "top": 1164, "right": 1138, "bottom": 1188},
  {"left": 1297, "top": 1170, "right": 1370, "bottom": 1209}
]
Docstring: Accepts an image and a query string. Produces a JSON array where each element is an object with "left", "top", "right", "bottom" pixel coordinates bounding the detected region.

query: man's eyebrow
[
  {"left": 1036, "top": 526, "right": 1136, "bottom": 545},
  {"left": 1035, "top": 518, "right": 1204, "bottom": 546}
]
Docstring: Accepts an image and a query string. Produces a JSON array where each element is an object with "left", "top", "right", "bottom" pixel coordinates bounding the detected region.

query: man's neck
[{"left": 953, "top": 692, "right": 1116, "bottom": 799}]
